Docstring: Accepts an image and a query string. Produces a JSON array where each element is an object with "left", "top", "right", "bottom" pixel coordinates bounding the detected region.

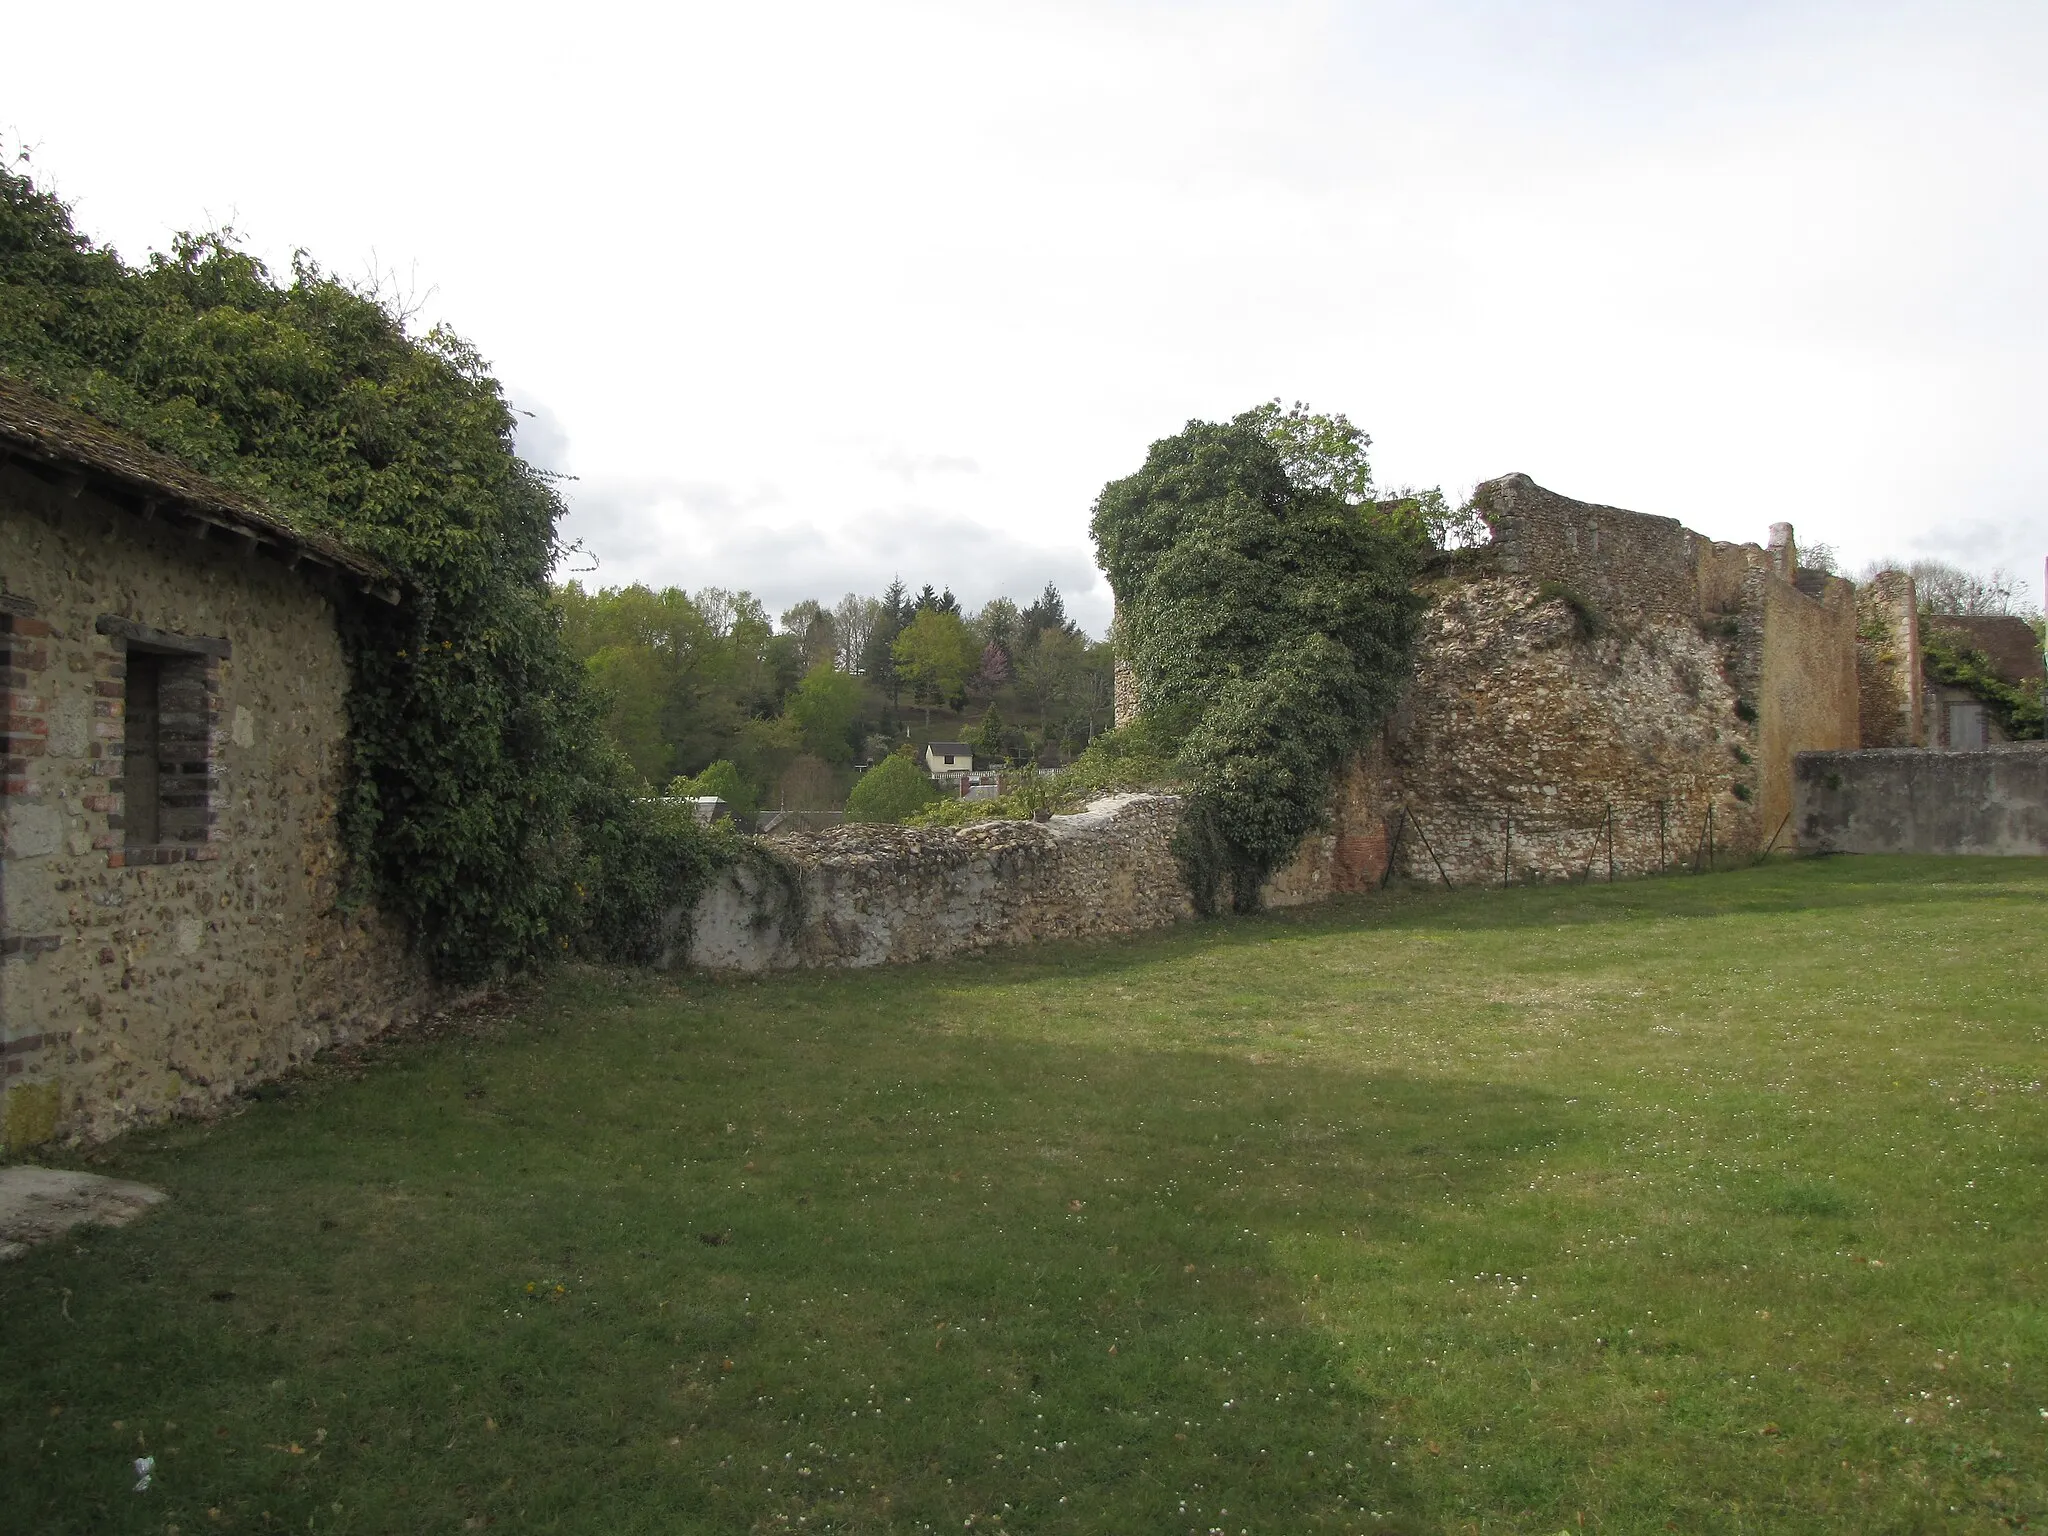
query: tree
[
  {"left": 668, "top": 759, "right": 758, "bottom": 821},
  {"left": 1091, "top": 413, "right": 1424, "bottom": 913},
  {"left": 832, "top": 592, "right": 882, "bottom": 672},
  {"left": 1020, "top": 582, "right": 1079, "bottom": 644},
  {"left": 583, "top": 643, "right": 674, "bottom": 785},
  {"left": 779, "top": 599, "right": 838, "bottom": 672},
  {"left": 892, "top": 609, "right": 978, "bottom": 722},
  {"left": 971, "top": 641, "right": 1011, "bottom": 695},
  {"left": 969, "top": 596, "right": 1020, "bottom": 656},
  {"left": 786, "top": 661, "right": 863, "bottom": 764},
  {"left": 914, "top": 584, "right": 961, "bottom": 616},
  {"left": 863, "top": 578, "right": 911, "bottom": 705},
  {"left": 968, "top": 703, "right": 1008, "bottom": 760},
  {"left": 844, "top": 753, "right": 941, "bottom": 824},
  {"left": 1238, "top": 398, "right": 1374, "bottom": 503},
  {"left": 1899, "top": 559, "right": 2035, "bottom": 617},
  {"left": 1014, "top": 626, "right": 1084, "bottom": 733}
]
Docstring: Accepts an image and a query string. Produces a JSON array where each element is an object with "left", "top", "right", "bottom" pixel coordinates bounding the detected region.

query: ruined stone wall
[
  {"left": 1751, "top": 570, "right": 1861, "bottom": 841},
  {"left": 671, "top": 793, "right": 1196, "bottom": 972},
  {"left": 1474, "top": 472, "right": 1704, "bottom": 622},
  {"left": 1855, "top": 574, "right": 1923, "bottom": 748},
  {"left": 0, "top": 464, "right": 428, "bottom": 1147},
  {"left": 1365, "top": 574, "right": 1755, "bottom": 886}
]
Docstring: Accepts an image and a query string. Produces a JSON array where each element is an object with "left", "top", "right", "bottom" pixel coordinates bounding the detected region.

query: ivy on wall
[
  {"left": 1090, "top": 413, "right": 1425, "bottom": 913},
  {"left": 0, "top": 157, "right": 725, "bottom": 980},
  {"left": 1922, "top": 626, "right": 2045, "bottom": 741}
]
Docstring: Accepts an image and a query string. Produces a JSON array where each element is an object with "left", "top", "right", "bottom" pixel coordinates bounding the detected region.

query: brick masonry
[{"left": 0, "top": 461, "right": 429, "bottom": 1148}]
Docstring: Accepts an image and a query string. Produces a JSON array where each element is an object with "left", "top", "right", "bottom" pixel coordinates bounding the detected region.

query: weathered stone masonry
[
  {"left": 683, "top": 474, "right": 1874, "bottom": 974},
  {"left": 0, "top": 384, "right": 427, "bottom": 1148}
]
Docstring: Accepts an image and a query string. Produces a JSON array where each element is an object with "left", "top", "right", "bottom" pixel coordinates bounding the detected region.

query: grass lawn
[{"left": 5, "top": 857, "right": 2047, "bottom": 1535}]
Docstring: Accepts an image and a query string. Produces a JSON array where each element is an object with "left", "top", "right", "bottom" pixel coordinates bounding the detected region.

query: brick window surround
[{"left": 93, "top": 615, "right": 230, "bottom": 869}]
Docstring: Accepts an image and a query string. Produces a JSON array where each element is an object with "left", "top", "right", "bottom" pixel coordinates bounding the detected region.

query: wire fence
[{"left": 1382, "top": 796, "right": 1791, "bottom": 890}]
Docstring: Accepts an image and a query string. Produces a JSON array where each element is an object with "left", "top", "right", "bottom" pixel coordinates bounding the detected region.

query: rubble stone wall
[
  {"left": 1365, "top": 574, "right": 1755, "bottom": 886},
  {"left": 671, "top": 794, "right": 1196, "bottom": 972},
  {"left": 0, "top": 464, "right": 428, "bottom": 1148}
]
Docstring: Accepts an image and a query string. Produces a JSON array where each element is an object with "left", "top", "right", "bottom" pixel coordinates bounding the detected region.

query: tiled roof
[
  {"left": 0, "top": 375, "right": 395, "bottom": 594},
  {"left": 1924, "top": 614, "right": 2045, "bottom": 687}
]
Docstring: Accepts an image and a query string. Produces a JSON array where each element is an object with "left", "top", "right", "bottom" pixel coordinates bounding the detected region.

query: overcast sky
[{"left": 8, "top": 0, "right": 2045, "bottom": 634}]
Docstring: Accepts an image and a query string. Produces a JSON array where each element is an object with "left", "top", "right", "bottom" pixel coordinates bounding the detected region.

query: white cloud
[{"left": 6, "top": 0, "right": 2046, "bottom": 616}]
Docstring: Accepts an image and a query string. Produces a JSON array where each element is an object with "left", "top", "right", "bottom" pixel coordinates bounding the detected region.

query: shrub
[
  {"left": 668, "top": 760, "right": 759, "bottom": 822},
  {"left": 844, "top": 754, "right": 941, "bottom": 824}
]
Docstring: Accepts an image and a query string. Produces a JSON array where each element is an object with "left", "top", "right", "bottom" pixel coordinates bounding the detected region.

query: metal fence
[{"left": 1382, "top": 796, "right": 1789, "bottom": 889}]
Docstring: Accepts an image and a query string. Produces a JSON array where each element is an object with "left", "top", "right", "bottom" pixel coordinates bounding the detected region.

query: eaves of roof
[{"left": 0, "top": 375, "right": 399, "bottom": 603}]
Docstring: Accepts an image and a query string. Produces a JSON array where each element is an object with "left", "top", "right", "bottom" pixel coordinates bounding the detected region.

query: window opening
[{"left": 123, "top": 650, "right": 163, "bottom": 848}]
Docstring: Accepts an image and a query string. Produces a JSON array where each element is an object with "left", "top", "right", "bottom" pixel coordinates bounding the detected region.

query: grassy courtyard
[{"left": 3, "top": 857, "right": 2046, "bottom": 1534}]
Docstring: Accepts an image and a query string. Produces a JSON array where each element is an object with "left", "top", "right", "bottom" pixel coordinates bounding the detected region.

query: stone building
[
  {"left": 1918, "top": 614, "right": 2045, "bottom": 749},
  {"left": 0, "top": 380, "right": 425, "bottom": 1150},
  {"left": 1117, "top": 473, "right": 1871, "bottom": 887}
]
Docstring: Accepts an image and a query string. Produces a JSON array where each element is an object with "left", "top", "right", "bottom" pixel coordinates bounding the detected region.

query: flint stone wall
[
  {"left": 1794, "top": 745, "right": 2048, "bottom": 856},
  {"left": 670, "top": 794, "right": 1195, "bottom": 972},
  {"left": 1, "top": 462, "right": 429, "bottom": 1147}
]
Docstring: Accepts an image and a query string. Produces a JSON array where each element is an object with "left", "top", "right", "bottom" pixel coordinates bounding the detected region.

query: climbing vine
[
  {"left": 1922, "top": 625, "right": 2045, "bottom": 741},
  {"left": 0, "top": 155, "right": 725, "bottom": 980},
  {"left": 1090, "top": 412, "right": 1425, "bottom": 913}
]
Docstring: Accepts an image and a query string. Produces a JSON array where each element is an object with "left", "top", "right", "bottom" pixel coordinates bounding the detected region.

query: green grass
[{"left": 5, "top": 857, "right": 2047, "bottom": 1534}]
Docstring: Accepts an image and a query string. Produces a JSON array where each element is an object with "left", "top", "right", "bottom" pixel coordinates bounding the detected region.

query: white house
[{"left": 924, "top": 741, "right": 972, "bottom": 780}]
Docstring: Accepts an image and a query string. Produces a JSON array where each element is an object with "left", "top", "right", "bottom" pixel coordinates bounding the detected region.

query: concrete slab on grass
[{"left": 0, "top": 1166, "right": 166, "bottom": 1260}]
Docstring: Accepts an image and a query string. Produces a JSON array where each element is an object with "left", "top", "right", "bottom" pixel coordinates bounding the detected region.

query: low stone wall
[
  {"left": 666, "top": 793, "right": 1196, "bottom": 973},
  {"left": 1794, "top": 746, "right": 2048, "bottom": 856}
]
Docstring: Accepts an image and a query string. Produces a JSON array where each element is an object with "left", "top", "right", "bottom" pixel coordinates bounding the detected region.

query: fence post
[
  {"left": 1707, "top": 803, "right": 1715, "bottom": 870},
  {"left": 1658, "top": 800, "right": 1667, "bottom": 870},
  {"left": 1380, "top": 807, "right": 1408, "bottom": 891},
  {"left": 1502, "top": 809, "right": 1512, "bottom": 887},
  {"left": 1410, "top": 811, "right": 1454, "bottom": 889},
  {"left": 1606, "top": 803, "right": 1615, "bottom": 882}
]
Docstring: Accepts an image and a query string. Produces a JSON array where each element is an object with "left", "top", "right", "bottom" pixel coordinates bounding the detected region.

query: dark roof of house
[
  {"left": 0, "top": 375, "right": 396, "bottom": 598},
  {"left": 927, "top": 742, "right": 971, "bottom": 755},
  {"left": 1924, "top": 615, "right": 2046, "bottom": 686}
]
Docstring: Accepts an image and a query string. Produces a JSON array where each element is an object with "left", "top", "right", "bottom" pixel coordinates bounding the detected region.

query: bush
[
  {"left": 668, "top": 760, "right": 759, "bottom": 822},
  {"left": 844, "top": 754, "right": 942, "bottom": 824},
  {"left": 1090, "top": 414, "right": 1423, "bottom": 912}
]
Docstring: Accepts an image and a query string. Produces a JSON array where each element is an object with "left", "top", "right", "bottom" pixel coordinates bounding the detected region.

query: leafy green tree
[
  {"left": 969, "top": 596, "right": 1020, "bottom": 656},
  {"left": 1091, "top": 413, "right": 1424, "bottom": 913},
  {"left": 584, "top": 643, "right": 675, "bottom": 785},
  {"left": 1014, "top": 626, "right": 1085, "bottom": 733},
  {"left": 892, "top": 609, "right": 978, "bottom": 720},
  {"left": 787, "top": 661, "right": 863, "bottom": 764},
  {"left": 968, "top": 702, "right": 1007, "bottom": 760},
  {"left": 668, "top": 759, "right": 759, "bottom": 821},
  {"left": 1237, "top": 398, "right": 1375, "bottom": 503},
  {"left": 844, "top": 753, "right": 941, "bottom": 824}
]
